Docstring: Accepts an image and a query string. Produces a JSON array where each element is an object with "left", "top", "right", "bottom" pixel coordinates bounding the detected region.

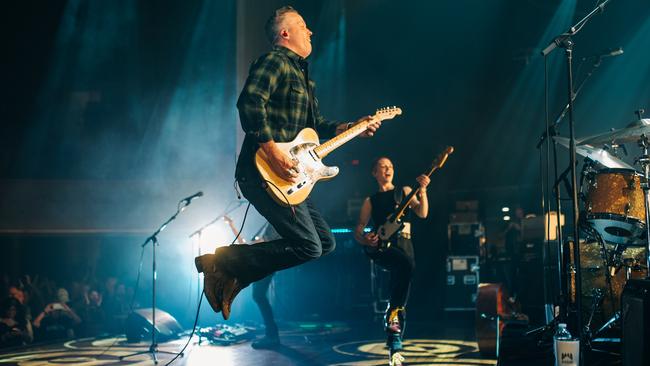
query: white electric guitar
[{"left": 255, "top": 107, "right": 402, "bottom": 206}]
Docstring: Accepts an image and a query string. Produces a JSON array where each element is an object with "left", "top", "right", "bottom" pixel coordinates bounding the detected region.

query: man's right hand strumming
[{"left": 260, "top": 141, "right": 299, "bottom": 183}]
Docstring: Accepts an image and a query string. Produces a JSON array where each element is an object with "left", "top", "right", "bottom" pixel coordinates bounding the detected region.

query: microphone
[
  {"left": 599, "top": 47, "right": 623, "bottom": 58},
  {"left": 181, "top": 191, "right": 204, "bottom": 204},
  {"left": 583, "top": 47, "right": 623, "bottom": 61}
]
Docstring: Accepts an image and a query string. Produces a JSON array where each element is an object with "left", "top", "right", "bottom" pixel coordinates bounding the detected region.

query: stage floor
[{"left": 0, "top": 314, "right": 498, "bottom": 366}]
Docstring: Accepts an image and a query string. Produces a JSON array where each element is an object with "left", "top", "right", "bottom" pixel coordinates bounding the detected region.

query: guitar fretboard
[{"left": 313, "top": 121, "right": 370, "bottom": 158}]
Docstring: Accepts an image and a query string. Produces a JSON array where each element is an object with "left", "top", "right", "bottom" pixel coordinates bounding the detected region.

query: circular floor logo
[{"left": 333, "top": 339, "right": 496, "bottom": 365}]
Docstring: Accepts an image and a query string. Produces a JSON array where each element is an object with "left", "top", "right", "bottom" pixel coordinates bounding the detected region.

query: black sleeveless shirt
[{"left": 369, "top": 188, "right": 411, "bottom": 237}]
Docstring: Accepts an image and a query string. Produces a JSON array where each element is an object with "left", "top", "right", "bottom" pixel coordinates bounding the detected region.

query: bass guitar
[
  {"left": 376, "top": 146, "right": 454, "bottom": 251},
  {"left": 223, "top": 215, "right": 247, "bottom": 244},
  {"left": 255, "top": 107, "right": 402, "bottom": 206}
]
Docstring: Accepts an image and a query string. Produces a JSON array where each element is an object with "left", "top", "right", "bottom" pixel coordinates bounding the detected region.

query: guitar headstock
[
  {"left": 222, "top": 215, "right": 234, "bottom": 225},
  {"left": 374, "top": 106, "right": 402, "bottom": 121},
  {"left": 432, "top": 146, "right": 454, "bottom": 169}
]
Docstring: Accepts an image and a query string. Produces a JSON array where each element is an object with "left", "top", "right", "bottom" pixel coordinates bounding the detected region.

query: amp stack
[{"left": 444, "top": 200, "right": 485, "bottom": 311}]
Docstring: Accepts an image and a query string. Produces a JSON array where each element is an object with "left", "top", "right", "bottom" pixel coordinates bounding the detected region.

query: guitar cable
[
  {"left": 165, "top": 202, "right": 251, "bottom": 366},
  {"left": 262, "top": 179, "right": 298, "bottom": 219}
]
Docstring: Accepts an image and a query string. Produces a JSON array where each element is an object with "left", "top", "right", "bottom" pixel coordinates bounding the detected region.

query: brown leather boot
[
  {"left": 202, "top": 272, "right": 223, "bottom": 313},
  {"left": 195, "top": 246, "right": 232, "bottom": 273},
  {"left": 194, "top": 254, "right": 217, "bottom": 273},
  {"left": 220, "top": 277, "right": 243, "bottom": 320}
]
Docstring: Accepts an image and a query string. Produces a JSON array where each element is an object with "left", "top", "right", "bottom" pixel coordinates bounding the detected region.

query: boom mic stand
[
  {"left": 536, "top": 51, "right": 617, "bottom": 328},
  {"left": 120, "top": 192, "right": 203, "bottom": 364},
  {"left": 540, "top": 0, "right": 615, "bottom": 361}
]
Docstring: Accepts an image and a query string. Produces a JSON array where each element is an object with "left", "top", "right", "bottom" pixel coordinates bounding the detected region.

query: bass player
[{"left": 354, "top": 156, "right": 430, "bottom": 366}]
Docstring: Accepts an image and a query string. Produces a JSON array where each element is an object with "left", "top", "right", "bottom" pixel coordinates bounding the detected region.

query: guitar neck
[
  {"left": 393, "top": 182, "right": 424, "bottom": 221},
  {"left": 313, "top": 121, "right": 370, "bottom": 158},
  {"left": 392, "top": 148, "right": 451, "bottom": 220},
  {"left": 225, "top": 219, "right": 247, "bottom": 244},
  {"left": 393, "top": 164, "right": 444, "bottom": 220}
]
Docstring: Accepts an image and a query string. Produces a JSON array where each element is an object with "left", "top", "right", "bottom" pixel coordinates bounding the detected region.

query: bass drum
[
  {"left": 583, "top": 168, "right": 646, "bottom": 246},
  {"left": 570, "top": 240, "right": 647, "bottom": 332}
]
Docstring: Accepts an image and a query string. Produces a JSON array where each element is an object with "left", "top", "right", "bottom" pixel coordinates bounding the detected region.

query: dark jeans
[
  {"left": 367, "top": 237, "right": 415, "bottom": 309},
  {"left": 216, "top": 168, "right": 336, "bottom": 286},
  {"left": 252, "top": 274, "right": 278, "bottom": 338}
]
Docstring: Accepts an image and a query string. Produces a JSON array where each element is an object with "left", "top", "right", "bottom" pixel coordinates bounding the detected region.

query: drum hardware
[
  {"left": 607, "top": 244, "right": 625, "bottom": 276},
  {"left": 582, "top": 168, "right": 646, "bottom": 246},
  {"left": 581, "top": 119, "right": 650, "bottom": 147},
  {"left": 540, "top": 108, "right": 650, "bottom": 356},
  {"left": 603, "top": 143, "right": 628, "bottom": 158},
  {"left": 572, "top": 223, "right": 648, "bottom": 347},
  {"left": 554, "top": 137, "right": 635, "bottom": 170},
  {"left": 593, "top": 311, "right": 619, "bottom": 337},
  {"left": 634, "top": 133, "right": 650, "bottom": 276},
  {"left": 635, "top": 109, "right": 645, "bottom": 119},
  {"left": 584, "top": 288, "right": 604, "bottom": 339}
]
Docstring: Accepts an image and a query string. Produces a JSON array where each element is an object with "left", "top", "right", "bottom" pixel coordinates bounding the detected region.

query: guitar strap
[
  {"left": 393, "top": 187, "right": 408, "bottom": 208},
  {"left": 394, "top": 187, "right": 411, "bottom": 237}
]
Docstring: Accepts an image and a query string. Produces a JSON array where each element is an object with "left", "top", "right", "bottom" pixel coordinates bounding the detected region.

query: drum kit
[{"left": 554, "top": 110, "right": 649, "bottom": 339}]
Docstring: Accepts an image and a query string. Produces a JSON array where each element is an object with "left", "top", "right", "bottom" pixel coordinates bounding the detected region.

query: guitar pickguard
[
  {"left": 255, "top": 108, "right": 403, "bottom": 206},
  {"left": 378, "top": 219, "right": 403, "bottom": 241},
  {"left": 283, "top": 142, "right": 339, "bottom": 198}
]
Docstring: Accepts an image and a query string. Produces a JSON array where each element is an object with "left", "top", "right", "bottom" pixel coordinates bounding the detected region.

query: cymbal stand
[{"left": 635, "top": 135, "right": 650, "bottom": 277}]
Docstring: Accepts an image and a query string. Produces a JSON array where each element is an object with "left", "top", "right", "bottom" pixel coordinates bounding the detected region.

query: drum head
[{"left": 586, "top": 214, "right": 646, "bottom": 246}]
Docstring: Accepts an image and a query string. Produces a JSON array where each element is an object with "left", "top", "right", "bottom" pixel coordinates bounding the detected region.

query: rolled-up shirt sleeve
[{"left": 237, "top": 53, "right": 286, "bottom": 143}]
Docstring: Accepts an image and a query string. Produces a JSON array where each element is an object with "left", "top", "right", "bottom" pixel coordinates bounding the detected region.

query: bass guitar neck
[{"left": 375, "top": 146, "right": 454, "bottom": 251}]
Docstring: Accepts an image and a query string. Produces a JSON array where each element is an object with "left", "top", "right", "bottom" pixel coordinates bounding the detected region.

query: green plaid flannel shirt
[{"left": 236, "top": 46, "right": 340, "bottom": 174}]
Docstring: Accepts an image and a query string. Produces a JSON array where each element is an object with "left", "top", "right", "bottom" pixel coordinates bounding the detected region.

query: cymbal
[
  {"left": 580, "top": 118, "right": 650, "bottom": 146},
  {"left": 553, "top": 136, "right": 635, "bottom": 170}
]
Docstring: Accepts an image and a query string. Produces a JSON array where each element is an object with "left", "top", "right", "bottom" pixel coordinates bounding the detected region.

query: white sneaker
[{"left": 389, "top": 352, "right": 405, "bottom": 366}]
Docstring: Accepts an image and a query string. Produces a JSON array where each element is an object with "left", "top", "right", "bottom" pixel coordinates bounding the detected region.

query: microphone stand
[
  {"left": 535, "top": 54, "right": 611, "bottom": 328},
  {"left": 538, "top": 55, "right": 607, "bottom": 148},
  {"left": 188, "top": 200, "right": 247, "bottom": 240},
  {"left": 540, "top": 0, "right": 614, "bottom": 360},
  {"left": 120, "top": 197, "right": 198, "bottom": 364}
]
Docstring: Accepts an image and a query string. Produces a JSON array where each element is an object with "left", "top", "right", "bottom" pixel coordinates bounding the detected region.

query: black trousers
[
  {"left": 217, "top": 167, "right": 336, "bottom": 286},
  {"left": 367, "top": 237, "right": 415, "bottom": 309},
  {"left": 252, "top": 274, "right": 278, "bottom": 338},
  {"left": 367, "top": 237, "right": 415, "bottom": 352}
]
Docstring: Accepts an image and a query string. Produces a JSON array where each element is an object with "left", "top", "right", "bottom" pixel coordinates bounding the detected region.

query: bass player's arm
[{"left": 406, "top": 174, "right": 430, "bottom": 218}]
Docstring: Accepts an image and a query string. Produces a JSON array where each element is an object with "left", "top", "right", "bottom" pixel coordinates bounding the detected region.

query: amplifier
[
  {"left": 444, "top": 256, "right": 480, "bottom": 311},
  {"left": 621, "top": 279, "right": 650, "bottom": 366}
]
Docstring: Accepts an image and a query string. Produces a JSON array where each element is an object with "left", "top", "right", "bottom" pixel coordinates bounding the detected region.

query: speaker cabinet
[
  {"left": 125, "top": 308, "right": 183, "bottom": 343},
  {"left": 621, "top": 279, "right": 650, "bottom": 366}
]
